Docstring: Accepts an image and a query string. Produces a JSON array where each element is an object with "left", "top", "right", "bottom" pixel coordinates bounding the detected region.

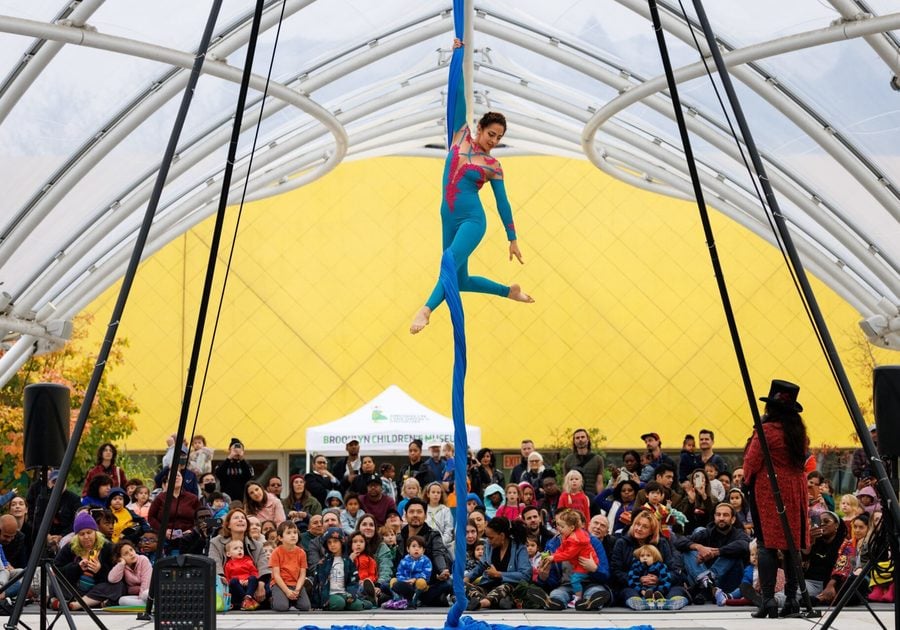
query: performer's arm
[
  {"left": 449, "top": 38, "right": 469, "bottom": 146},
  {"left": 489, "top": 177, "right": 517, "bottom": 241}
]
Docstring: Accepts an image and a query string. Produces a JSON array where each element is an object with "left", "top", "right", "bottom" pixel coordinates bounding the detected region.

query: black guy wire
[
  {"left": 153, "top": 0, "right": 271, "bottom": 577},
  {"left": 671, "top": 0, "right": 843, "bottom": 404},
  {"left": 4, "top": 2, "right": 227, "bottom": 629},
  {"left": 689, "top": 0, "right": 900, "bottom": 622},
  {"left": 646, "top": 0, "right": 817, "bottom": 616},
  {"left": 188, "top": 0, "right": 289, "bottom": 448}
]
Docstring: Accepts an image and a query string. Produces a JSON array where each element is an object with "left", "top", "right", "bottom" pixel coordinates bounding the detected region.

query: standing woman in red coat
[
  {"left": 82, "top": 443, "right": 128, "bottom": 496},
  {"left": 743, "top": 380, "right": 809, "bottom": 619}
]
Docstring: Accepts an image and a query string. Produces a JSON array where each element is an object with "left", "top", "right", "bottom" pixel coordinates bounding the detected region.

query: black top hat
[{"left": 759, "top": 379, "right": 803, "bottom": 412}]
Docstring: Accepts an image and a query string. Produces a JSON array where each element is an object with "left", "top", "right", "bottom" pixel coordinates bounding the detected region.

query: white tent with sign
[{"left": 305, "top": 385, "right": 481, "bottom": 468}]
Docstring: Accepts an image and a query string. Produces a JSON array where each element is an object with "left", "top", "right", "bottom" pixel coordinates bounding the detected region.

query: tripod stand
[{"left": 0, "top": 546, "right": 108, "bottom": 630}]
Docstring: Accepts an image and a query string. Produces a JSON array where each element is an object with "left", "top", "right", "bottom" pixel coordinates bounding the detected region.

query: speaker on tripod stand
[
  {"left": 22, "top": 383, "right": 70, "bottom": 628},
  {"left": 24, "top": 382, "right": 70, "bottom": 471}
]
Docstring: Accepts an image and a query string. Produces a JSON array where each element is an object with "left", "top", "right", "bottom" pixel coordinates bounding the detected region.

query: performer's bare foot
[
  {"left": 410, "top": 307, "right": 432, "bottom": 334},
  {"left": 508, "top": 284, "right": 535, "bottom": 303}
]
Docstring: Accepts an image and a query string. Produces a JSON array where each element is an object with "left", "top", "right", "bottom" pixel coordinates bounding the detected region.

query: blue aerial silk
[
  {"left": 446, "top": 0, "right": 465, "bottom": 149},
  {"left": 443, "top": 3, "right": 470, "bottom": 626},
  {"left": 441, "top": 247, "right": 470, "bottom": 627}
]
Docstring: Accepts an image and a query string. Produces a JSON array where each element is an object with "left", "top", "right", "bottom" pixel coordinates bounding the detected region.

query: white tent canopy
[{"left": 305, "top": 385, "right": 482, "bottom": 460}]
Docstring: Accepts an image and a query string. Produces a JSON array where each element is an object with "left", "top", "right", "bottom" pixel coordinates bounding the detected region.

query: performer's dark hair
[
  {"left": 478, "top": 111, "right": 506, "bottom": 131},
  {"left": 765, "top": 408, "right": 808, "bottom": 470}
]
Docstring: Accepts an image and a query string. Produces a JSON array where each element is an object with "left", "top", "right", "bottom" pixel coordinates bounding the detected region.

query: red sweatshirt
[
  {"left": 551, "top": 528, "right": 598, "bottom": 575},
  {"left": 224, "top": 555, "right": 258, "bottom": 582}
]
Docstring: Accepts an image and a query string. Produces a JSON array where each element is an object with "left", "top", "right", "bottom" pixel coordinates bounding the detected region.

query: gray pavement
[{"left": 5, "top": 604, "right": 892, "bottom": 630}]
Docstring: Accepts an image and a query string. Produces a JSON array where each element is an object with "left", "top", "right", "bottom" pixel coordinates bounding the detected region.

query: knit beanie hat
[
  {"left": 229, "top": 437, "right": 243, "bottom": 449},
  {"left": 105, "top": 487, "right": 128, "bottom": 507},
  {"left": 73, "top": 511, "right": 98, "bottom": 533}
]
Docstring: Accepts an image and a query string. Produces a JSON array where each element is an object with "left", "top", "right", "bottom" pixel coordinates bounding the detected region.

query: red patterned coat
[{"left": 743, "top": 421, "right": 809, "bottom": 551}]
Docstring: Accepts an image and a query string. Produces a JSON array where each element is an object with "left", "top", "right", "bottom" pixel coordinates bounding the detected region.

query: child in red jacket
[
  {"left": 550, "top": 509, "right": 598, "bottom": 607},
  {"left": 557, "top": 470, "right": 590, "bottom": 525},
  {"left": 349, "top": 532, "right": 379, "bottom": 605},
  {"left": 223, "top": 540, "right": 260, "bottom": 610}
]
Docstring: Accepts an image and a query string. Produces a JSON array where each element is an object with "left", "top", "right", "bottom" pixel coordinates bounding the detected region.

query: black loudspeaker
[
  {"left": 154, "top": 554, "right": 216, "bottom": 630},
  {"left": 23, "top": 382, "right": 70, "bottom": 469},
  {"left": 874, "top": 365, "right": 900, "bottom": 457}
]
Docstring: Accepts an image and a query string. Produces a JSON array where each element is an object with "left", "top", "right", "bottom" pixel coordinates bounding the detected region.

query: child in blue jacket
[{"left": 385, "top": 535, "right": 432, "bottom": 608}]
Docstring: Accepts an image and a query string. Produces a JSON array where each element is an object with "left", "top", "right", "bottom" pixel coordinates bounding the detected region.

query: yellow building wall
[{"left": 82, "top": 156, "right": 890, "bottom": 454}]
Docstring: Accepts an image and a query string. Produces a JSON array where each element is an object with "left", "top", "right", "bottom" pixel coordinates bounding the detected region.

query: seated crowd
[{"left": 0, "top": 427, "right": 889, "bottom": 614}]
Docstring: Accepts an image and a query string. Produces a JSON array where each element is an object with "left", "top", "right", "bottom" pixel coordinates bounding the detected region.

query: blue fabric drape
[
  {"left": 443, "top": 3, "right": 469, "bottom": 626},
  {"left": 300, "top": 622, "right": 654, "bottom": 630},
  {"left": 439, "top": 247, "right": 470, "bottom": 627},
  {"left": 446, "top": 0, "right": 466, "bottom": 147}
]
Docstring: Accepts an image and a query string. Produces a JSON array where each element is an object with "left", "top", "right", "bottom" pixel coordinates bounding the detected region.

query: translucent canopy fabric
[{"left": 0, "top": 0, "right": 899, "bottom": 380}]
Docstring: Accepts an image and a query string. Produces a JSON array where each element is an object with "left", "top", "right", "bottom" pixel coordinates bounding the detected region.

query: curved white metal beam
[
  {"left": 0, "top": 0, "right": 322, "bottom": 272},
  {"left": 613, "top": 0, "right": 900, "bottom": 221},
  {"left": 0, "top": 12, "right": 347, "bottom": 316},
  {"left": 14, "top": 20, "right": 454, "bottom": 314},
  {"left": 0, "top": 335, "right": 37, "bottom": 384},
  {"left": 42, "top": 14, "right": 892, "bottom": 324},
  {"left": 581, "top": 11, "right": 900, "bottom": 297},
  {"left": 0, "top": 0, "right": 105, "bottom": 126},
  {"left": 462, "top": 45, "right": 896, "bottom": 303},
  {"left": 472, "top": 68, "right": 886, "bottom": 307},
  {"left": 828, "top": 0, "right": 900, "bottom": 76}
]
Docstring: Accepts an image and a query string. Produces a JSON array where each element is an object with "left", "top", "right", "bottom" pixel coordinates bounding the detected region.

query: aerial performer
[{"left": 409, "top": 38, "right": 534, "bottom": 335}]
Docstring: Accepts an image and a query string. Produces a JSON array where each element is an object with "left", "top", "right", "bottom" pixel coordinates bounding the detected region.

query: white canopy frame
[{"left": 0, "top": 0, "right": 898, "bottom": 379}]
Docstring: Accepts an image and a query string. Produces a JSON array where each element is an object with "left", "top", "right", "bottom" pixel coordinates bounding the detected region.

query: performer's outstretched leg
[{"left": 411, "top": 216, "right": 532, "bottom": 334}]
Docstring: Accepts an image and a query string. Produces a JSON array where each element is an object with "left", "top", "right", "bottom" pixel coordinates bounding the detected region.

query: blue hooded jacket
[{"left": 482, "top": 483, "right": 505, "bottom": 519}]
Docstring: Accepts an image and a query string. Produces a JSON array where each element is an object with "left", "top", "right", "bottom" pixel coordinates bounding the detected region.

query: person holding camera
[
  {"left": 52, "top": 512, "right": 122, "bottom": 609},
  {"left": 851, "top": 424, "right": 878, "bottom": 489},
  {"left": 167, "top": 506, "right": 217, "bottom": 556}
]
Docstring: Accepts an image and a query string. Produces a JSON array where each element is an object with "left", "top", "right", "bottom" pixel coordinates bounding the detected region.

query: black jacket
[
  {"left": 54, "top": 540, "right": 115, "bottom": 589},
  {"left": 675, "top": 523, "right": 750, "bottom": 560},
  {"left": 1, "top": 531, "right": 27, "bottom": 568},
  {"left": 27, "top": 483, "right": 81, "bottom": 537},
  {"left": 305, "top": 472, "right": 341, "bottom": 507},
  {"left": 214, "top": 458, "right": 253, "bottom": 500}
]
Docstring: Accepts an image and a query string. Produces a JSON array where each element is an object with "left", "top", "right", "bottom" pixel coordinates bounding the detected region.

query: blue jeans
[
  {"left": 683, "top": 550, "right": 743, "bottom": 593},
  {"left": 549, "top": 583, "right": 611, "bottom": 606}
]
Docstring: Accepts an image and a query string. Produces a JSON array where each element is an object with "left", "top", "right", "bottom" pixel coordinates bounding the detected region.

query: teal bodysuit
[{"left": 424, "top": 80, "right": 517, "bottom": 311}]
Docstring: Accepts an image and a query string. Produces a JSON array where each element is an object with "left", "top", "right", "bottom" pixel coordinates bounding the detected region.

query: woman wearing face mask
[{"left": 199, "top": 473, "right": 230, "bottom": 507}]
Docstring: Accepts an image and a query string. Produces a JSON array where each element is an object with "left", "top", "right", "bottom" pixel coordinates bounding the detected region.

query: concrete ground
[{"left": 5, "top": 602, "right": 893, "bottom": 630}]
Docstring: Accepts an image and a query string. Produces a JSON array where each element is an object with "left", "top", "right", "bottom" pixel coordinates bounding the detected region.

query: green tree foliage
[{"left": 0, "top": 313, "right": 139, "bottom": 492}]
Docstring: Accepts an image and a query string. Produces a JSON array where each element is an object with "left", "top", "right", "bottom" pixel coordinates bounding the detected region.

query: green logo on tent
[{"left": 372, "top": 407, "right": 387, "bottom": 421}]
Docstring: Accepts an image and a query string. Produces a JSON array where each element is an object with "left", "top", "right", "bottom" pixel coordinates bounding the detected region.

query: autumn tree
[{"left": 0, "top": 313, "right": 139, "bottom": 491}]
